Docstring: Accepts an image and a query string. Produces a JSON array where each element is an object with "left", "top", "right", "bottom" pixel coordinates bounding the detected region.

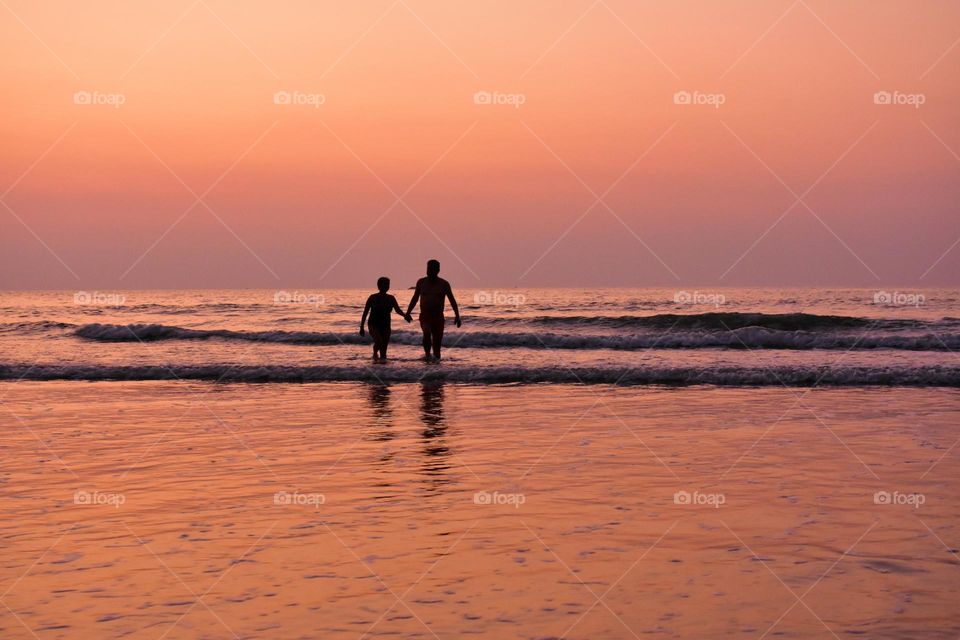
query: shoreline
[{"left": 2, "top": 363, "right": 960, "bottom": 386}]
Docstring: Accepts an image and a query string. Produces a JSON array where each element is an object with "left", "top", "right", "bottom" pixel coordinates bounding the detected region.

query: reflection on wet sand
[
  {"left": 419, "top": 382, "right": 452, "bottom": 490},
  {"left": 363, "top": 383, "right": 453, "bottom": 490},
  {"left": 368, "top": 384, "right": 394, "bottom": 441},
  {"left": 366, "top": 384, "right": 399, "bottom": 499}
]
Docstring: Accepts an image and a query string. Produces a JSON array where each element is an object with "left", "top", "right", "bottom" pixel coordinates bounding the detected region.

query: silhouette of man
[{"left": 406, "top": 259, "right": 461, "bottom": 360}]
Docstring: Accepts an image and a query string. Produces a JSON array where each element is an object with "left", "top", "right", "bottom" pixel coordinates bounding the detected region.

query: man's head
[
  {"left": 377, "top": 276, "right": 390, "bottom": 293},
  {"left": 426, "top": 259, "right": 440, "bottom": 278}
]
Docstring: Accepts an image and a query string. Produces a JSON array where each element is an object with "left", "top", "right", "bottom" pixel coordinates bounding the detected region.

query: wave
[
  {"left": 0, "top": 320, "right": 76, "bottom": 334},
  {"left": 516, "top": 312, "right": 927, "bottom": 330},
  {"left": 59, "top": 311, "right": 951, "bottom": 332},
  {"left": 1, "top": 363, "right": 957, "bottom": 386},
  {"left": 74, "top": 323, "right": 960, "bottom": 351},
  {"left": 118, "top": 302, "right": 363, "bottom": 314}
]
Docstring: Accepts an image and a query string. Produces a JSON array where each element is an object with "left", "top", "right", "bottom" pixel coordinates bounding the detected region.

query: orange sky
[{"left": 1, "top": 0, "right": 959, "bottom": 288}]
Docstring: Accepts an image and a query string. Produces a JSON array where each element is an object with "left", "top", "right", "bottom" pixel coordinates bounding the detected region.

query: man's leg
[
  {"left": 419, "top": 316, "right": 432, "bottom": 357},
  {"left": 431, "top": 318, "right": 445, "bottom": 359}
]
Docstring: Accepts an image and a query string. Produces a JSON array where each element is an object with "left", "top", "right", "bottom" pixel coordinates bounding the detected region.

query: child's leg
[
  {"left": 380, "top": 327, "right": 392, "bottom": 359},
  {"left": 369, "top": 326, "right": 383, "bottom": 358}
]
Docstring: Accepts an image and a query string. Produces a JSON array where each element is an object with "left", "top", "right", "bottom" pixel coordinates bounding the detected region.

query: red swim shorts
[{"left": 419, "top": 312, "right": 445, "bottom": 336}]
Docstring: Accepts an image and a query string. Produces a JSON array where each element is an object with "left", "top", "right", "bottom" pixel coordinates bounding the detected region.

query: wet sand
[{"left": 0, "top": 382, "right": 957, "bottom": 638}]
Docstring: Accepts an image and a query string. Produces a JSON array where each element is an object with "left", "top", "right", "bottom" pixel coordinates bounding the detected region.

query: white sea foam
[
  {"left": 72, "top": 322, "right": 960, "bottom": 351},
  {"left": 1, "top": 363, "right": 957, "bottom": 386}
]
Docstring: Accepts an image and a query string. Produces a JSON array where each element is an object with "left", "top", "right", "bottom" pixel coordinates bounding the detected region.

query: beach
[
  {"left": 1, "top": 287, "right": 959, "bottom": 638},
  {"left": 1, "top": 381, "right": 958, "bottom": 638}
]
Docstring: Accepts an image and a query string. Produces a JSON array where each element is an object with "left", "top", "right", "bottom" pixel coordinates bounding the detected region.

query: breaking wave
[
  {"left": 74, "top": 322, "right": 960, "bottom": 351},
  {"left": 1, "top": 363, "right": 957, "bottom": 386}
]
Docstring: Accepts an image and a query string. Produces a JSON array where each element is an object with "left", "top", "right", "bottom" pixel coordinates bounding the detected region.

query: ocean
[
  {"left": 1, "top": 287, "right": 958, "bottom": 385},
  {"left": 1, "top": 288, "right": 958, "bottom": 638}
]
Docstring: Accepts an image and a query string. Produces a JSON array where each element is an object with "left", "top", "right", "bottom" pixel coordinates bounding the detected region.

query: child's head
[{"left": 377, "top": 277, "right": 390, "bottom": 293}]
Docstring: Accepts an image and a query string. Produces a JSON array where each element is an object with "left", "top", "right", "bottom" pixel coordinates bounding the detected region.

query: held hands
[{"left": 404, "top": 313, "right": 413, "bottom": 323}]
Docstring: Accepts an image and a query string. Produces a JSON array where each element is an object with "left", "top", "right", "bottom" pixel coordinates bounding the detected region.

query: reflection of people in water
[
  {"left": 420, "top": 382, "right": 445, "bottom": 429},
  {"left": 366, "top": 384, "right": 397, "bottom": 472},
  {"left": 368, "top": 384, "right": 393, "bottom": 437},
  {"left": 363, "top": 382, "right": 453, "bottom": 486},
  {"left": 419, "top": 382, "right": 451, "bottom": 484}
]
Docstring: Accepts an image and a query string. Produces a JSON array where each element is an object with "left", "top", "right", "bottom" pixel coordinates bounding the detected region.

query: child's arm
[
  {"left": 391, "top": 296, "right": 403, "bottom": 314},
  {"left": 359, "top": 296, "right": 372, "bottom": 335},
  {"left": 390, "top": 295, "right": 409, "bottom": 321}
]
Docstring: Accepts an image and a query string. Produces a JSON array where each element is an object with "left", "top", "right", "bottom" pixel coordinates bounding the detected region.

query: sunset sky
[{"left": 1, "top": 0, "right": 958, "bottom": 289}]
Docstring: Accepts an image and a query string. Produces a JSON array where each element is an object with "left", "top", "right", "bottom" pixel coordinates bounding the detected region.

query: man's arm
[
  {"left": 405, "top": 282, "right": 421, "bottom": 317},
  {"left": 446, "top": 282, "right": 461, "bottom": 327}
]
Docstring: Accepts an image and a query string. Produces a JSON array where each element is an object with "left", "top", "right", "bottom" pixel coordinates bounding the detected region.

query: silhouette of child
[{"left": 360, "top": 277, "right": 411, "bottom": 360}]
